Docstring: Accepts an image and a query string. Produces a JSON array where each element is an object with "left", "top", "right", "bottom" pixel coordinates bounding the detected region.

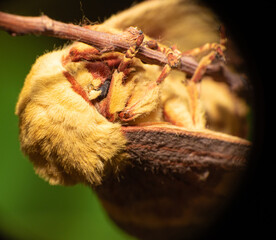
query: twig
[{"left": 0, "top": 11, "right": 245, "bottom": 90}]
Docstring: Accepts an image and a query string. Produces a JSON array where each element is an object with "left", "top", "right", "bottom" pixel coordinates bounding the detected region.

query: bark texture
[{"left": 95, "top": 126, "right": 251, "bottom": 240}]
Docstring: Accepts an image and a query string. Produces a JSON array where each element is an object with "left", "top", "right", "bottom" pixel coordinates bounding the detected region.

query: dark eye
[{"left": 96, "top": 78, "right": 111, "bottom": 101}]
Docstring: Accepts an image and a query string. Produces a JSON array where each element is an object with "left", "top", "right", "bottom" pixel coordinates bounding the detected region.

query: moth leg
[
  {"left": 143, "top": 39, "right": 182, "bottom": 85},
  {"left": 185, "top": 41, "right": 226, "bottom": 126},
  {"left": 117, "top": 28, "right": 144, "bottom": 79},
  {"left": 118, "top": 47, "right": 180, "bottom": 122},
  {"left": 97, "top": 28, "right": 145, "bottom": 122},
  {"left": 182, "top": 42, "right": 225, "bottom": 59},
  {"left": 118, "top": 64, "right": 173, "bottom": 122},
  {"left": 179, "top": 27, "right": 227, "bottom": 126},
  {"left": 182, "top": 26, "right": 227, "bottom": 58}
]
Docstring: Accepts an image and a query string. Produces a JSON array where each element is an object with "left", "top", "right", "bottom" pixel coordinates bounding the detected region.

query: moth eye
[{"left": 96, "top": 78, "right": 111, "bottom": 101}]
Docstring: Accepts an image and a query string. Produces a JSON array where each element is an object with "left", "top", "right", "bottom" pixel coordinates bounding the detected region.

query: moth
[{"left": 15, "top": 23, "right": 226, "bottom": 186}]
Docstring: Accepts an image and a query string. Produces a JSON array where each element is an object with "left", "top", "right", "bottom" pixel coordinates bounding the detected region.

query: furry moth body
[
  {"left": 15, "top": 46, "right": 128, "bottom": 186},
  {"left": 15, "top": 26, "right": 162, "bottom": 186},
  {"left": 15, "top": 24, "right": 220, "bottom": 186}
]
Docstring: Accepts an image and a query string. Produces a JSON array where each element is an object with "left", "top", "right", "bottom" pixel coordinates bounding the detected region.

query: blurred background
[
  {"left": 0, "top": 0, "right": 270, "bottom": 239},
  {"left": 0, "top": 0, "right": 141, "bottom": 239}
]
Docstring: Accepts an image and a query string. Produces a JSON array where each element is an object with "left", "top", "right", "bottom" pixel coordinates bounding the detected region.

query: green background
[{"left": 0, "top": 0, "right": 137, "bottom": 239}]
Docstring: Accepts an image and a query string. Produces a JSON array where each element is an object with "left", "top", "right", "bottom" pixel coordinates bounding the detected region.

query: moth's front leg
[
  {"left": 183, "top": 35, "right": 226, "bottom": 126},
  {"left": 96, "top": 27, "right": 145, "bottom": 122},
  {"left": 117, "top": 41, "right": 181, "bottom": 122},
  {"left": 118, "top": 64, "right": 172, "bottom": 122}
]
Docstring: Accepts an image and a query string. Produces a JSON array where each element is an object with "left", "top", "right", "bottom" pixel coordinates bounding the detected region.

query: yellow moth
[{"left": 15, "top": 22, "right": 244, "bottom": 187}]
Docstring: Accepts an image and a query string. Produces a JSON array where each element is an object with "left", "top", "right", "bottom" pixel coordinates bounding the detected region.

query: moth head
[{"left": 62, "top": 39, "right": 163, "bottom": 123}]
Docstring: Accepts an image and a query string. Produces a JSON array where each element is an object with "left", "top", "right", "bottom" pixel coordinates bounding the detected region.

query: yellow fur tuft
[{"left": 16, "top": 49, "right": 127, "bottom": 186}]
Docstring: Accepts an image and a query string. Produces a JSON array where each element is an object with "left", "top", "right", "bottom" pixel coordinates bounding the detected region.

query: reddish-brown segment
[
  {"left": 85, "top": 62, "right": 112, "bottom": 83},
  {"left": 63, "top": 71, "right": 93, "bottom": 105},
  {"left": 190, "top": 52, "right": 217, "bottom": 83},
  {"left": 62, "top": 47, "right": 100, "bottom": 65},
  {"left": 156, "top": 64, "right": 171, "bottom": 85},
  {"left": 183, "top": 43, "right": 220, "bottom": 57}
]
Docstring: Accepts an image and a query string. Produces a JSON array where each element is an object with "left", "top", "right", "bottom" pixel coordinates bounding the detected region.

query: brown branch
[{"left": 0, "top": 11, "right": 245, "bottom": 91}]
